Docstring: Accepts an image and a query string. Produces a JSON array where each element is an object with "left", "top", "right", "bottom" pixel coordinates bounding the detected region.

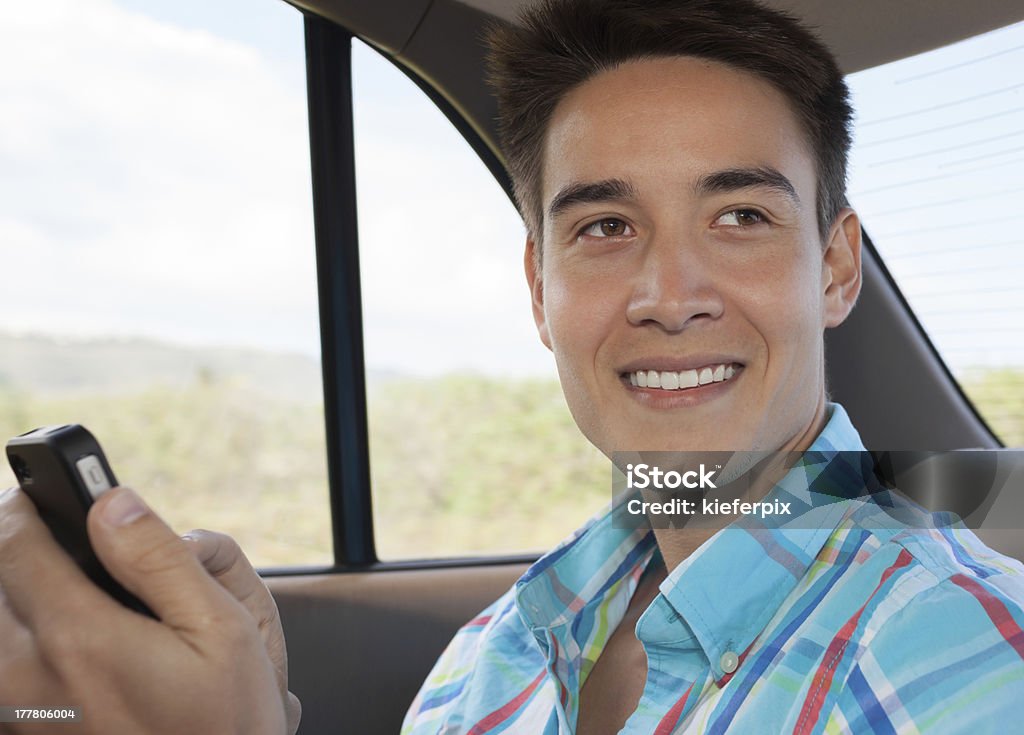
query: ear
[
  {"left": 524, "top": 237, "right": 552, "bottom": 351},
  {"left": 822, "top": 208, "right": 862, "bottom": 329}
]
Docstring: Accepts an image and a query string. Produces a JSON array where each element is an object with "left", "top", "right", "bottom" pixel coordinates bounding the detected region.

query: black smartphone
[{"left": 6, "top": 424, "right": 155, "bottom": 618}]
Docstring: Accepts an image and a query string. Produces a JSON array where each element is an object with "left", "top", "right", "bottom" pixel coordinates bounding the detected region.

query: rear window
[{"left": 846, "top": 20, "right": 1024, "bottom": 446}]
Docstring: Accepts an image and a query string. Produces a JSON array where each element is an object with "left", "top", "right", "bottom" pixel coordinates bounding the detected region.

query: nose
[{"left": 625, "top": 236, "right": 725, "bottom": 331}]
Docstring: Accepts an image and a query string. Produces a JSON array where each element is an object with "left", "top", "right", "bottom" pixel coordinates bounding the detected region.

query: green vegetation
[
  {"left": 0, "top": 376, "right": 333, "bottom": 566},
  {"left": 368, "top": 374, "right": 607, "bottom": 559},
  {"left": 961, "top": 368, "right": 1024, "bottom": 447},
  {"left": 0, "top": 367, "right": 607, "bottom": 566}
]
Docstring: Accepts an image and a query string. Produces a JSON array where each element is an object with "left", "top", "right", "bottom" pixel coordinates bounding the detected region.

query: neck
[{"left": 652, "top": 395, "right": 830, "bottom": 574}]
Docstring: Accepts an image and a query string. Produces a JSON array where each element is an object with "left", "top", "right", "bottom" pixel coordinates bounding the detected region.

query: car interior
[
  {"left": 259, "top": 0, "right": 1024, "bottom": 732},
  {"left": 3, "top": 0, "right": 1024, "bottom": 733}
]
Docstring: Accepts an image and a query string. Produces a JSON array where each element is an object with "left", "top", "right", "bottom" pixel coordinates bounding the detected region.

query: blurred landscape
[
  {"left": 0, "top": 332, "right": 607, "bottom": 565},
  {"left": 1, "top": 332, "right": 1020, "bottom": 566}
]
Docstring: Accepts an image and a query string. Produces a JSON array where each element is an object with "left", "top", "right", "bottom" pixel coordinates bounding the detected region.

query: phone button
[{"left": 76, "top": 455, "right": 113, "bottom": 497}]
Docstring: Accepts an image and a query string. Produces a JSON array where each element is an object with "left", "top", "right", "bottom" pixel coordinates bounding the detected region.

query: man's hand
[
  {"left": 0, "top": 485, "right": 296, "bottom": 734},
  {"left": 180, "top": 529, "right": 301, "bottom": 733}
]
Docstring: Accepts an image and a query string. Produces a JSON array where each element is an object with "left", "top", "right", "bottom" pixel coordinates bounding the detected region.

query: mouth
[{"left": 622, "top": 362, "right": 743, "bottom": 391}]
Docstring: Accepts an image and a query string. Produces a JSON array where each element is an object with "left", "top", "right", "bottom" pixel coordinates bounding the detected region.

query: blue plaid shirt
[{"left": 403, "top": 404, "right": 1024, "bottom": 734}]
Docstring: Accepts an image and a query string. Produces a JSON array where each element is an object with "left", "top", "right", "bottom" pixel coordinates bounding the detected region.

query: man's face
[{"left": 527, "top": 56, "right": 860, "bottom": 455}]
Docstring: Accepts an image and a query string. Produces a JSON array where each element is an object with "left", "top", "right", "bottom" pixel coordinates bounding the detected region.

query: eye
[
  {"left": 713, "top": 209, "right": 767, "bottom": 227},
  {"left": 578, "top": 218, "right": 634, "bottom": 239}
]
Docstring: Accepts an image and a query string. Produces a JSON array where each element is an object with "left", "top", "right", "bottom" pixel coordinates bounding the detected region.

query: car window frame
[{"left": 263, "top": 12, "right": 538, "bottom": 576}]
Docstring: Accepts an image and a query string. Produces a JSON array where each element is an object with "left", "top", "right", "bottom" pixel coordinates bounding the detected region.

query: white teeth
[{"left": 627, "top": 363, "right": 739, "bottom": 391}]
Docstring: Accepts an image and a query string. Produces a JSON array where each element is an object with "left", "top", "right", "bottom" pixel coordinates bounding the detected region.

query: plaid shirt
[{"left": 402, "top": 405, "right": 1024, "bottom": 734}]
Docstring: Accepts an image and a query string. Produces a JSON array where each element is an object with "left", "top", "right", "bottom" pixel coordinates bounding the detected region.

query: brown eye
[
  {"left": 580, "top": 218, "right": 633, "bottom": 238},
  {"left": 714, "top": 209, "right": 767, "bottom": 227}
]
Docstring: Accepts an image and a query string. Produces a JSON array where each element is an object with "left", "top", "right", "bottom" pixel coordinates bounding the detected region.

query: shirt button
[{"left": 720, "top": 651, "right": 739, "bottom": 674}]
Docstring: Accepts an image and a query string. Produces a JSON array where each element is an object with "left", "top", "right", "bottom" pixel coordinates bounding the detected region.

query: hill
[{"left": 0, "top": 331, "right": 323, "bottom": 403}]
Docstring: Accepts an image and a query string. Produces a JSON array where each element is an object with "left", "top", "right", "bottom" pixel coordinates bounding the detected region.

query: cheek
[
  {"left": 541, "top": 282, "right": 610, "bottom": 446},
  {"left": 541, "top": 281, "right": 590, "bottom": 401},
  {"left": 733, "top": 253, "right": 824, "bottom": 358},
  {"left": 764, "top": 279, "right": 826, "bottom": 384},
  {"left": 542, "top": 271, "right": 613, "bottom": 355},
  {"left": 759, "top": 244, "right": 824, "bottom": 312}
]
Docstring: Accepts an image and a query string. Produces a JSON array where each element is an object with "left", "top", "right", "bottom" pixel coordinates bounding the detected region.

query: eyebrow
[
  {"left": 693, "top": 167, "right": 800, "bottom": 207},
  {"left": 545, "top": 167, "right": 800, "bottom": 223},
  {"left": 547, "top": 178, "right": 637, "bottom": 221}
]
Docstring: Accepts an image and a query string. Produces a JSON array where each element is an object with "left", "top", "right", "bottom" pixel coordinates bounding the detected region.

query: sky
[
  {"left": 0, "top": 0, "right": 320, "bottom": 357},
  {"left": 1, "top": 0, "right": 1022, "bottom": 377},
  {"left": 845, "top": 21, "right": 1024, "bottom": 372}
]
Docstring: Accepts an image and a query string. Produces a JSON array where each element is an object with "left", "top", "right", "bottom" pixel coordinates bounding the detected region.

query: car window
[
  {"left": 351, "top": 39, "right": 608, "bottom": 560},
  {"left": 0, "top": 0, "right": 332, "bottom": 566},
  {"left": 847, "top": 21, "right": 1024, "bottom": 447}
]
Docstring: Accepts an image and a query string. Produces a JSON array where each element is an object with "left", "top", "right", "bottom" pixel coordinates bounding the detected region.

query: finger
[
  {"left": 86, "top": 487, "right": 237, "bottom": 630},
  {"left": 180, "top": 530, "right": 286, "bottom": 654},
  {"left": 181, "top": 530, "right": 290, "bottom": 695},
  {"left": 286, "top": 691, "right": 302, "bottom": 735},
  {"left": 0, "top": 589, "right": 55, "bottom": 708},
  {"left": 180, "top": 530, "right": 270, "bottom": 615},
  {"left": 0, "top": 487, "right": 111, "bottom": 634}
]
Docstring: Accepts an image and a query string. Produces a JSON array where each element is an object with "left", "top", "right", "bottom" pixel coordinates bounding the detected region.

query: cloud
[
  {"left": 0, "top": 3, "right": 555, "bottom": 375},
  {"left": 0, "top": 0, "right": 318, "bottom": 353}
]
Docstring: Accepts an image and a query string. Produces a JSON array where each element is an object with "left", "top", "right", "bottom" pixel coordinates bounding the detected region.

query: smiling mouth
[{"left": 624, "top": 362, "right": 743, "bottom": 390}]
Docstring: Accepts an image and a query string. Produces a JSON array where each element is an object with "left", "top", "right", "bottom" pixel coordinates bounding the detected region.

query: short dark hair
[{"left": 486, "top": 0, "right": 853, "bottom": 246}]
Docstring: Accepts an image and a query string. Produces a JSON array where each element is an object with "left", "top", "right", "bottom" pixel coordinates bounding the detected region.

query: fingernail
[{"left": 102, "top": 488, "right": 148, "bottom": 527}]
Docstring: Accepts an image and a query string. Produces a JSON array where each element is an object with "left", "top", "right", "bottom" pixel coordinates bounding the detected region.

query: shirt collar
[
  {"left": 515, "top": 403, "right": 868, "bottom": 667},
  {"left": 515, "top": 501, "right": 656, "bottom": 632},
  {"left": 648, "top": 403, "right": 869, "bottom": 679}
]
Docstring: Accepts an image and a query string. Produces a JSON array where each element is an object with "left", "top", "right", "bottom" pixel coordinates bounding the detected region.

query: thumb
[{"left": 87, "top": 487, "right": 232, "bottom": 628}]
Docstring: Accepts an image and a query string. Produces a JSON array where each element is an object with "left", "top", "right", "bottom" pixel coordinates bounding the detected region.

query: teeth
[{"left": 627, "top": 363, "right": 740, "bottom": 391}]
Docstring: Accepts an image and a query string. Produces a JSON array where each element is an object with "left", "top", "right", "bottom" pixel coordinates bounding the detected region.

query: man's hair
[{"left": 486, "top": 0, "right": 854, "bottom": 246}]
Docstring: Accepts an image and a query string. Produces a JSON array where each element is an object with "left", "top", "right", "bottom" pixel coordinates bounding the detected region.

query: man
[
  {"left": 399, "top": 0, "right": 1024, "bottom": 733},
  {"left": 0, "top": 2, "right": 1020, "bottom": 734}
]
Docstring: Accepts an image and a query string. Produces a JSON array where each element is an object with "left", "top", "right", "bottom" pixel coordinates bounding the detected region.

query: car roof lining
[
  {"left": 291, "top": 0, "right": 1024, "bottom": 74},
  {"left": 454, "top": 0, "right": 1024, "bottom": 75}
]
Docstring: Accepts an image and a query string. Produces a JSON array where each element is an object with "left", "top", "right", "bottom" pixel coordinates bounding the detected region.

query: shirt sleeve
[
  {"left": 824, "top": 569, "right": 1024, "bottom": 733},
  {"left": 400, "top": 588, "right": 519, "bottom": 735}
]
